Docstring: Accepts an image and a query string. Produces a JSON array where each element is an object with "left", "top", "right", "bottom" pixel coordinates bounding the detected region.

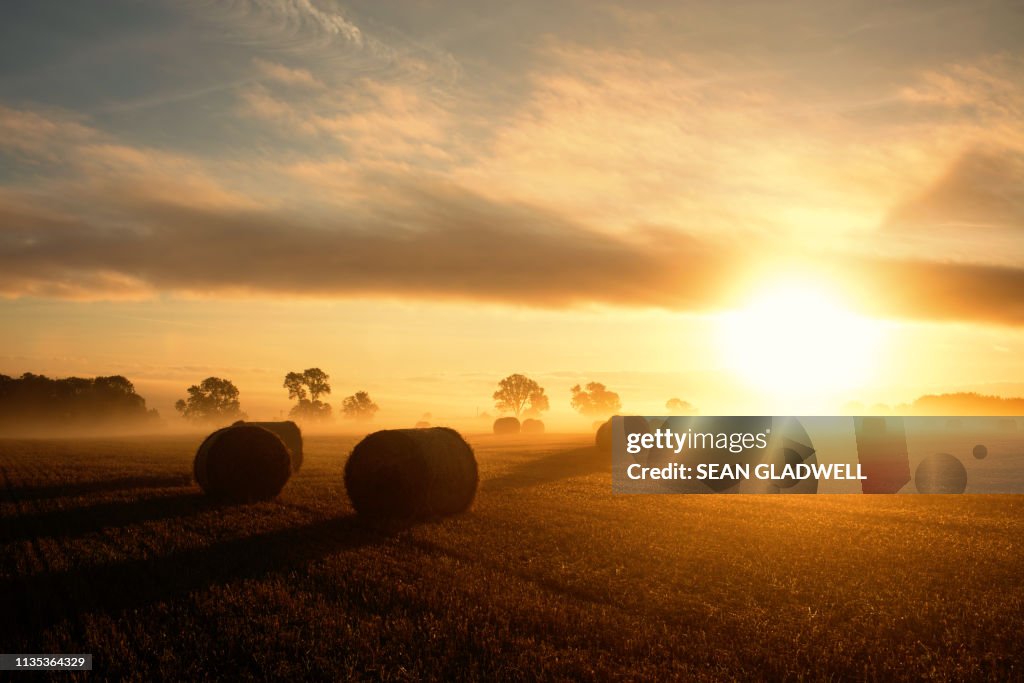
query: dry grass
[{"left": 1, "top": 433, "right": 1022, "bottom": 681}]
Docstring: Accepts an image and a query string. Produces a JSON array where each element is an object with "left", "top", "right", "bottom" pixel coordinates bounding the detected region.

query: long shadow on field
[
  {"left": 0, "top": 515, "right": 383, "bottom": 645},
  {"left": 1, "top": 492, "right": 218, "bottom": 544},
  {"left": 482, "top": 447, "right": 606, "bottom": 493},
  {"left": 4, "top": 475, "right": 193, "bottom": 502}
]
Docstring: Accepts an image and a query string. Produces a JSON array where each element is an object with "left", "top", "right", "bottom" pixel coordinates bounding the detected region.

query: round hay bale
[
  {"left": 522, "top": 418, "right": 545, "bottom": 434},
  {"left": 194, "top": 425, "right": 292, "bottom": 502},
  {"left": 234, "top": 420, "right": 303, "bottom": 472},
  {"left": 493, "top": 417, "right": 521, "bottom": 435},
  {"left": 344, "top": 427, "right": 478, "bottom": 518},
  {"left": 595, "top": 418, "right": 612, "bottom": 452},
  {"left": 595, "top": 416, "right": 649, "bottom": 455},
  {"left": 915, "top": 452, "right": 967, "bottom": 494}
]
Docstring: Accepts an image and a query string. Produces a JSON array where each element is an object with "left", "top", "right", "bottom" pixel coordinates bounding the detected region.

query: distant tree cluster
[
  {"left": 665, "top": 397, "right": 698, "bottom": 415},
  {"left": 490, "top": 375, "right": 703, "bottom": 422},
  {"left": 175, "top": 377, "right": 246, "bottom": 423},
  {"left": 570, "top": 382, "right": 622, "bottom": 417},
  {"left": 488, "top": 375, "right": 633, "bottom": 421},
  {"left": 910, "top": 392, "right": 1024, "bottom": 416},
  {"left": 285, "top": 368, "right": 333, "bottom": 422},
  {"left": 341, "top": 391, "right": 379, "bottom": 421},
  {"left": 0, "top": 373, "right": 159, "bottom": 431},
  {"left": 282, "top": 368, "right": 381, "bottom": 424},
  {"left": 844, "top": 393, "right": 1024, "bottom": 416},
  {"left": 493, "top": 374, "right": 550, "bottom": 418},
  {"left": 168, "top": 367, "right": 382, "bottom": 426},
  {"left": 489, "top": 375, "right": 633, "bottom": 421}
]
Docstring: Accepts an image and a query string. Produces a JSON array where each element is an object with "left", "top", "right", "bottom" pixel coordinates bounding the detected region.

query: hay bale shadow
[
  {"left": 2, "top": 475, "right": 193, "bottom": 502},
  {"left": 1, "top": 492, "right": 220, "bottom": 544},
  {"left": 0, "top": 515, "right": 385, "bottom": 646}
]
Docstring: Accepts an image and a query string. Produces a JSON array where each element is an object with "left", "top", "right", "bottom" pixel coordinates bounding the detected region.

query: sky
[{"left": 1, "top": 0, "right": 1023, "bottom": 427}]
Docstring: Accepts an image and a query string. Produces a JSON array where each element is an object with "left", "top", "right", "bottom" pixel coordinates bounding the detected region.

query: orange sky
[{"left": 1, "top": 1, "right": 1022, "bottom": 427}]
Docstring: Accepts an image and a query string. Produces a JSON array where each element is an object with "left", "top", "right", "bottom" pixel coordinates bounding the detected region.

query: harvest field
[{"left": 2, "top": 434, "right": 1022, "bottom": 681}]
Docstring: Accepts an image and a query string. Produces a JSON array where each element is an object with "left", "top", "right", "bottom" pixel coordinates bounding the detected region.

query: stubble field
[{"left": 1, "top": 433, "right": 1022, "bottom": 681}]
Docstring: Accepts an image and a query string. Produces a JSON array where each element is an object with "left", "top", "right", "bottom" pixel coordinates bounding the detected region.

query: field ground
[{"left": 1, "top": 433, "right": 1023, "bottom": 681}]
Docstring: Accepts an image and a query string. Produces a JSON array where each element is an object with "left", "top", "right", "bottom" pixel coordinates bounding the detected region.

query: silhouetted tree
[
  {"left": 283, "top": 372, "right": 307, "bottom": 402},
  {"left": 175, "top": 377, "right": 245, "bottom": 423},
  {"left": 665, "top": 398, "right": 697, "bottom": 414},
  {"left": 493, "top": 374, "right": 549, "bottom": 418},
  {"left": 570, "top": 382, "right": 621, "bottom": 417},
  {"left": 341, "top": 391, "right": 379, "bottom": 421},
  {"left": 284, "top": 368, "right": 332, "bottom": 422}
]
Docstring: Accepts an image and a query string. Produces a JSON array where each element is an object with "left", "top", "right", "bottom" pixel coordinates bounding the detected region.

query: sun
[{"left": 716, "top": 280, "right": 884, "bottom": 407}]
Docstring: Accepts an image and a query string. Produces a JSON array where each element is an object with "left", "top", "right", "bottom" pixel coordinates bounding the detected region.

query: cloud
[
  {"left": 879, "top": 143, "right": 1024, "bottom": 267},
  {"left": 887, "top": 146, "right": 1024, "bottom": 231},
  {"left": 2, "top": 165, "right": 1023, "bottom": 325},
  {"left": 0, "top": 106, "right": 97, "bottom": 161},
  {"left": 190, "top": 0, "right": 363, "bottom": 50},
  {"left": 851, "top": 257, "right": 1024, "bottom": 326},
  {"left": 191, "top": 0, "right": 461, "bottom": 89},
  {"left": 274, "top": 0, "right": 363, "bottom": 44},
  {"left": 231, "top": 32, "right": 1024, "bottom": 252},
  {"left": 252, "top": 58, "right": 322, "bottom": 88},
  {"left": 0, "top": 179, "right": 740, "bottom": 308},
  {"left": 238, "top": 77, "right": 455, "bottom": 164},
  {"left": 898, "top": 55, "right": 1024, "bottom": 120},
  {"left": 450, "top": 43, "right": 960, "bottom": 241},
  {"left": 0, "top": 106, "right": 261, "bottom": 212},
  {"left": 3, "top": 31, "right": 1024, "bottom": 328}
]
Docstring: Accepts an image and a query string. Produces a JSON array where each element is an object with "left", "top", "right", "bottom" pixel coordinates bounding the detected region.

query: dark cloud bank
[{"left": 1, "top": 181, "right": 1022, "bottom": 325}]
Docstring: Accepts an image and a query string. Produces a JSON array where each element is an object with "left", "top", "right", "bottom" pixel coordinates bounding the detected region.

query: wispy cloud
[
  {"left": 191, "top": 0, "right": 363, "bottom": 50},
  {"left": 188, "top": 0, "right": 460, "bottom": 88},
  {"left": 0, "top": 106, "right": 260, "bottom": 212},
  {"left": 252, "top": 58, "right": 322, "bottom": 88},
  {"left": 887, "top": 146, "right": 1024, "bottom": 233},
  {"left": 0, "top": 105, "right": 97, "bottom": 161}
]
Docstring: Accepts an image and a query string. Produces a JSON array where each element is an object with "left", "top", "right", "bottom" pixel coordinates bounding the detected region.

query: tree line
[
  {"left": 12, "top": 367, "right": 1012, "bottom": 433},
  {"left": 175, "top": 368, "right": 379, "bottom": 424},
  {"left": 172, "top": 371, "right": 689, "bottom": 426},
  {"left": 0, "top": 370, "right": 688, "bottom": 432},
  {"left": 0, "top": 373, "right": 159, "bottom": 431},
  {"left": 489, "top": 373, "right": 697, "bottom": 420}
]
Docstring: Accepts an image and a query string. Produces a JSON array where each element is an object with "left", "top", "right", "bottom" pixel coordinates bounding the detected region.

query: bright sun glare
[{"left": 717, "top": 281, "right": 884, "bottom": 405}]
